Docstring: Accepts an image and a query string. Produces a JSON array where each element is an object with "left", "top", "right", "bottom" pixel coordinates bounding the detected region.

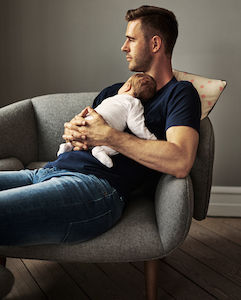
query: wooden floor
[{"left": 4, "top": 217, "right": 241, "bottom": 300}]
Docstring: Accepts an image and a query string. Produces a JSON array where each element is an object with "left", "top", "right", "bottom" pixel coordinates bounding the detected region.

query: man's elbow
[{"left": 173, "top": 162, "right": 192, "bottom": 179}]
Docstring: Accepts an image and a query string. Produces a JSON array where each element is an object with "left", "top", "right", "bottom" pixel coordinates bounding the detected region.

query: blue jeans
[{"left": 0, "top": 168, "right": 126, "bottom": 246}]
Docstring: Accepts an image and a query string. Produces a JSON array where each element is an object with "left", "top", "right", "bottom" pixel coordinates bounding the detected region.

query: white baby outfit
[{"left": 58, "top": 94, "right": 157, "bottom": 167}]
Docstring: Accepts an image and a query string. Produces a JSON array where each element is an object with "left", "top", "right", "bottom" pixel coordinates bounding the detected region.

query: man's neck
[{"left": 145, "top": 57, "right": 173, "bottom": 90}]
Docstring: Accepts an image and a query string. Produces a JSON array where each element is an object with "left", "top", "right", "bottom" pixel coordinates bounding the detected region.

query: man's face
[{"left": 121, "top": 20, "right": 153, "bottom": 72}]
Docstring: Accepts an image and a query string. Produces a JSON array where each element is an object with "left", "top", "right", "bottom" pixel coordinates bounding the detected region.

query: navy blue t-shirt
[{"left": 45, "top": 77, "right": 201, "bottom": 198}]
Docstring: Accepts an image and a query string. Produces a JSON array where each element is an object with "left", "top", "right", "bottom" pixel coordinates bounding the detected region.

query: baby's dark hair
[{"left": 130, "top": 73, "right": 156, "bottom": 101}]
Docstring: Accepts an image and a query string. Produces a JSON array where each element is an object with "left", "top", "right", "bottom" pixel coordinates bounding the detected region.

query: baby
[{"left": 58, "top": 73, "right": 157, "bottom": 168}]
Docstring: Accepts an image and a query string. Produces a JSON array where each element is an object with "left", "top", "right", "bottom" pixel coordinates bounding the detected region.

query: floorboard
[
  {"left": 198, "top": 218, "right": 241, "bottom": 246},
  {"left": 165, "top": 248, "right": 241, "bottom": 299},
  {"left": 180, "top": 235, "right": 241, "bottom": 287},
  {"left": 190, "top": 221, "right": 241, "bottom": 265},
  {"left": 23, "top": 259, "right": 89, "bottom": 300},
  {"left": 61, "top": 262, "right": 126, "bottom": 300}
]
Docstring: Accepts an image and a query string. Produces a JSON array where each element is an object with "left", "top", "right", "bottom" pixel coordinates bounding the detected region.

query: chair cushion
[
  {"left": 173, "top": 69, "right": 226, "bottom": 120},
  {"left": 27, "top": 161, "right": 48, "bottom": 170},
  {"left": 0, "top": 157, "right": 24, "bottom": 171}
]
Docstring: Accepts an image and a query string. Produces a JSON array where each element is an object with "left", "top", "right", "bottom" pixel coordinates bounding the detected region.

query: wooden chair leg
[
  {"left": 0, "top": 256, "right": 6, "bottom": 267},
  {"left": 144, "top": 259, "right": 159, "bottom": 300}
]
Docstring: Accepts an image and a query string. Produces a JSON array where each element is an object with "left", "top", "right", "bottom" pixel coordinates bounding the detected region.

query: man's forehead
[{"left": 125, "top": 19, "right": 142, "bottom": 36}]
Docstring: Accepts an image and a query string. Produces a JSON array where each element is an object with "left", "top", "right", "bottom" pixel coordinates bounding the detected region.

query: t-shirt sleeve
[{"left": 165, "top": 83, "right": 201, "bottom": 134}]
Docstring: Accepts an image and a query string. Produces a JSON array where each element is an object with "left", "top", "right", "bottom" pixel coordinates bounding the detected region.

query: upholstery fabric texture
[
  {"left": 31, "top": 93, "right": 98, "bottom": 161},
  {"left": 191, "top": 117, "right": 214, "bottom": 220},
  {"left": 0, "top": 99, "right": 38, "bottom": 165},
  {"left": 155, "top": 175, "right": 193, "bottom": 253},
  {"left": 0, "top": 157, "right": 24, "bottom": 171}
]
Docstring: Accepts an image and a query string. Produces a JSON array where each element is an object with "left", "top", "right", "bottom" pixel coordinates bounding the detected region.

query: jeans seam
[
  {"left": 62, "top": 209, "right": 112, "bottom": 243},
  {"left": 92, "top": 189, "right": 117, "bottom": 202}
]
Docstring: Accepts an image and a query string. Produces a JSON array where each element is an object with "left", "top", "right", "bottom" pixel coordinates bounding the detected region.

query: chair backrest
[
  {"left": 190, "top": 117, "right": 214, "bottom": 220},
  {"left": 31, "top": 93, "right": 214, "bottom": 220},
  {"left": 31, "top": 93, "right": 98, "bottom": 161}
]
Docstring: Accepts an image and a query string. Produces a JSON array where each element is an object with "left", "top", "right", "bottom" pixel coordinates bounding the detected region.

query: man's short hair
[
  {"left": 130, "top": 73, "right": 156, "bottom": 102},
  {"left": 125, "top": 5, "right": 178, "bottom": 57}
]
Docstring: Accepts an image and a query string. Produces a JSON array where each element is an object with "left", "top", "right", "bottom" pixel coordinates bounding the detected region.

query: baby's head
[{"left": 118, "top": 73, "right": 156, "bottom": 102}]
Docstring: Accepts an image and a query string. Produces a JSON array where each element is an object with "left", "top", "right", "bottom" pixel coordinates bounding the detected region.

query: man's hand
[
  {"left": 63, "top": 106, "right": 112, "bottom": 151},
  {"left": 62, "top": 107, "right": 88, "bottom": 150}
]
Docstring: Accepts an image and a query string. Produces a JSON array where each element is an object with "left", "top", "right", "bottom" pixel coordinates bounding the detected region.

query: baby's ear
[{"left": 125, "top": 81, "right": 132, "bottom": 91}]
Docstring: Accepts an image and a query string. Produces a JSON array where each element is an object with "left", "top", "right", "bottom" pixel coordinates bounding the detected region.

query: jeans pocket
[{"left": 62, "top": 209, "right": 113, "bottom": 244}]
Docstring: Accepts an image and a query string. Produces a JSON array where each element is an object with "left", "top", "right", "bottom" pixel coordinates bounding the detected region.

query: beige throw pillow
[{"left": 173, "top": 69, "right": 226, "bottom": 120}]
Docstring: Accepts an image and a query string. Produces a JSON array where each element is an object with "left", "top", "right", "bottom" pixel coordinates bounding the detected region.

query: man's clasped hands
[{"left": 63, "top": 106, "right": 112, "bottom": 152}]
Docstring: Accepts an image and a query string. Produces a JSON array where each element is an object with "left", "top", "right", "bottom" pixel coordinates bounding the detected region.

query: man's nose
[{"left": 121, "top": 40, "right": 128, "bottom": 52}]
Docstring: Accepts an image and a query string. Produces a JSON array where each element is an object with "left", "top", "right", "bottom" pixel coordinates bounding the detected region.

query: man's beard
[{"left": 129, "top": 51, "right": 153, "bottom": 73}]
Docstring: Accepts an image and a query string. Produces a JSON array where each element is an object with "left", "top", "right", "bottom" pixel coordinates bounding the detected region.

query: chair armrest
[
  {"left": 0, "top": 158, "right": 24, "bottom": 171},
  {"left": 0, "top": 99, "right": 38, "bottom": 166},
  {"left": 154, "top": 174, "right": 194, "bottom": 255}
]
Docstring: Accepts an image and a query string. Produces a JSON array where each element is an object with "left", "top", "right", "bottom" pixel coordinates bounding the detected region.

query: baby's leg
[
  {"left": 57, "top": 142, "right": 73, "bottom": 156},
  {"left": 92, "top": 146, "right": 117, "bottom": 168}
]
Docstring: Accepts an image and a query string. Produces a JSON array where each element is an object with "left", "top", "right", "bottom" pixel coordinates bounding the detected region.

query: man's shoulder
[
  {"left": 172, "top": 79, "right": 199, "bottom": 96},
  {"left": 150, "top": 78, "right": 199, "bottom": 109},
  {"left": 162, "top": 78, "right": 200, "bottom": 105}
]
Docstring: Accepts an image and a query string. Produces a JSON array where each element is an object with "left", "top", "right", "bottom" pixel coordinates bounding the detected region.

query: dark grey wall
[{"left": 1, "top": 0, "right": 240, "bottom": 186}]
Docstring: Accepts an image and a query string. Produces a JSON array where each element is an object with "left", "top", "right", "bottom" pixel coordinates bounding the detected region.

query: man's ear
[{"left": 151, "top": 35, "right": 162, "bottom": 53}]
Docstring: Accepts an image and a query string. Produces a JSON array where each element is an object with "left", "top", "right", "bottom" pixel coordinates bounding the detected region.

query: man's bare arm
[{"left": 63, "top": 107, "right": 199, "bottom": 178}]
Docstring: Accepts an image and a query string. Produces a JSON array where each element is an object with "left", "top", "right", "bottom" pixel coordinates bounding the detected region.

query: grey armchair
[{"left": 0, "top": 92, "right": 214, "bottom": 300}]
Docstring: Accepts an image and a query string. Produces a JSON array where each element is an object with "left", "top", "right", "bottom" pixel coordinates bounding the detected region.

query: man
[
  {"left": 0, "top": 5, "right": 201, "bottom": 247},
  {"left": 64, "top": 5, "right": 200, "bottom": 180}
]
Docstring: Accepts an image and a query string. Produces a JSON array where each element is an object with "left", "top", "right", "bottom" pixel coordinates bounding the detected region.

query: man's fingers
[
  {"left": 86, "top": 106, "right": 96, "bottom": 114},
  {"left": 62, "top": 134, "right": 73, "bottom": 141},
  {"left": 71, "top": 119, "right": 86, "bottom": 126},
  {"left": 73, "top": 147, "right": 80, "bottom": 151},
  {"left": 63, "top": 133, "right": 87, "bottom": 140},
  {"left": 72, "top": 141, "right": 88, "bottom": 151},
  {"left": 79, "top": 106, "right": 91, "bottom": 118},
  {"left": 64, "top": 122, "right": 84, "bottom": 131}
]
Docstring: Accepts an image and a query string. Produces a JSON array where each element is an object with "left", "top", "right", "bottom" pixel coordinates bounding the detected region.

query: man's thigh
[
  {"left": 0, "top": 174, "right": 125, "bottom": 246},
  {"left": 0, "top": 169, "right": 35, "bottom": 191}
]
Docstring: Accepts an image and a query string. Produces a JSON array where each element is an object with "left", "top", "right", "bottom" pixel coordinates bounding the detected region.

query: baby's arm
[{"left": 127, "top": 101, "right": 157, "bottom": 140}]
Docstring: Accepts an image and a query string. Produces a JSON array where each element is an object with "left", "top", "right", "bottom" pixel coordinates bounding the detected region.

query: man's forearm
[{"left": 105, "top": 127, "right": 198, "bottom": 178}]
